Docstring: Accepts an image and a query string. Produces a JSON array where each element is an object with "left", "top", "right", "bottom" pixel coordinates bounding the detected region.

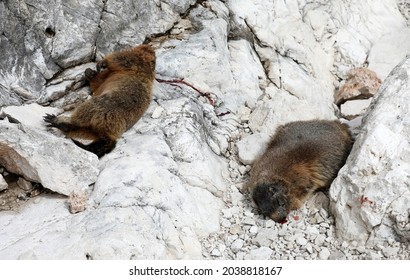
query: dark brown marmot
[
  {"left": 248, "top": 120, "right": 353, "bottom": 222},
  {"left": 44, "top": 44, "right": 156, "bottom": 157}
]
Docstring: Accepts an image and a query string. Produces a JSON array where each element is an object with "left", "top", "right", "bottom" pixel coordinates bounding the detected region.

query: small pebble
[
  {"left": 296, "top": 237, "right": 308, "bottom": 246},
  {"left": 319, "top": 248, "right": 331, "bottom": 260},
  {"left": 231, "top": 239, "right": 244, "bottom": 253}
]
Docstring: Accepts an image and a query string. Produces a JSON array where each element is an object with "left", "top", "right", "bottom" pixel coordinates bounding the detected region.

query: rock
[
  {"left": 229, "top": 225, "right": 242, "bottom": 235},
  {"left": 336, "top": 68, "right": 381, "bottom": 105},
  {"left": 365, "top": 251, "right": 382, "bottom": 260},
  {"left": 231, "top": 239, "right": 244, "bottom": 253},
  {"left": 236, "top": 133, "right": 270, "bottom": 165},
  {"left": 242, "top": 217, "right": 256, "bottom": 226},
  {"left": 237, "top": 106, "right": 252, "bottom": 123},
  {"left": 368, "top": 28, "right": 410, "bottom": 80},
  {"left": 151, "top": 106, "right": 164, "bottom": 119},
  {"left": 306, "top": 192, "right": 330, "bottom": 213},
  {"left": 333, "top": 1, "right": 406, "bottom": 67},
  {"left": 1, "top": 0, "right": 410, "bottom": 261},
  {"left": 0, "top": 120, "right": 99, "bottom": 196},
  {"left": 330, "top": 56, "right": 410, "bottom": 246},
  {"left": 249, "top": 226, "right": 258, "bottom": 235},
  {"left": 318, "top": 248, "right": 331, "bottom": 260},
  {"left": 0, "top": 174, "right": 8, "bottom": 192},
  {"left": 307, "top": 226, "right": 320, "bottom": 238},
  {"left": 305, "top": 244, "right": 314, "bottom": 254},
  {"left": 211, "top": 249, "right": 221, "bottom": 257},
  {"left": 244, "top": 247, "right": 273, "bottom": 260},
  {"left": 329, "top": 251, "right": 347, "bottom": 260},
  {"left": 296, "top": 237, "right": 308, "bottom": 246},
  {"left": 226, "top": 40, "right": 265, "bottom": 112},
  {"left": 340, "top": 99, "right": 373, "bottom": 120},
  {"left": 315, "top": 235, "right": 326, "bottom": 247},
  {"left": 382, "top": 247, "right": 400, "bottom": 258},
  {"left": 253, "top": 228, "right": 277, "bottom": 247},
  {"left": 0, "top": 103, "right": 62, "bottom": 131},
  {"left": 16, "top": 178, "right": 33, "bottom": 192},
  {"left": 247, "top": 87, "right": 335, "bottom": 136},
  {"left": 222, "top": 206, "right": 240, "bottom": 219},
  {"left": 68, "top": 191, "right": 88, "bottom": 214}
]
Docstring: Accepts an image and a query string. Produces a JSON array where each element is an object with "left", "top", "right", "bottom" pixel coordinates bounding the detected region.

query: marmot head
[
  {"left": 115, "top": 44, "right": 156, "bottom": 74},
  {"left": 252, "top": 182, "right": 290, "bottom": 223},
  {"left": 132, "top": 44, "right": 156, "bottom": 72}
]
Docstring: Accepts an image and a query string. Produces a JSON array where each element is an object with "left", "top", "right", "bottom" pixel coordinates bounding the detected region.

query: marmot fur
[
  {"left": 44, "top": 44, "right": 156, "bottom": 157},
  {"left": 248, "top": 120, "right": 353, "bottom": 222}
]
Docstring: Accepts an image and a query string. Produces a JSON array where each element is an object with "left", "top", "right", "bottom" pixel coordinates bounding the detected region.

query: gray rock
[
  {"left": 0, "top": 174, "right": 8, "bottom": 192},
  {"left": 382, "top": 247, "right": 400, "bottom": 258},
  {"left": 231, "top": 239, "right": 244, "bottom": 253},
  {"left": 236, "top": 133, "right": 270, "bottom": 165},
  {"left": 296, "top": 237, "right": 308, "bottom": 246},
  {"left": 253, "top": 228, "right": 277, "bottom": 247},
  {"left": 16, "top": 178, "right": 33, "bottom": 192},
  {"left": 368, "top": 28, "right": 410, "bottom": 80},
  {"left": 245, "top": 246, "right": 273, "bottom": 260},
  {"left": 315, "top": 235, "right": 326, "bottom": 247},
  {"left": 318, "top": 248, "right": 331, "bottom": 260},
  {"left": 1, "top": 104, "right": 62, "bottom": 132},
  {"left": 330, "top": 56, "right": 410, "bottom": 246},
  {"left": 1, "top": 0, "right": 410, "bottom": 261},
  {"left": 0, "top": 120, "right": 99, "bottom": 196}
]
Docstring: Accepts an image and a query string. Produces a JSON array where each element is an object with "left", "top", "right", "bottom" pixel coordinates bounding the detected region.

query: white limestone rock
[
  {"left": 340, "top": 99, "right": 373, "bottom": 120},
  {"left": 245, "top": 247, "right": 273, "bottom": 260},
  {"left": 226, "top": 40, "right": 265, "bottom": 112},
  {"left": 236, "top": 133, "right": 270, "bottom": 165},
  {"left": 368, "top": 28, "right": 410, "bottom": 80},
  {"left": 1, "top": 0, "right": 410, "bottom": 261},
  {"left": 0, "top": 120, "right": 99, "bottom": 196},
  {"left": 0, "top": 174, "right": 7, "bottom": 192},
  {"left": 330, "top": 56, "right": 410, "bottom": 246},
  {"left": 1, "top": 103, "right": 62, "bottom": 131}
]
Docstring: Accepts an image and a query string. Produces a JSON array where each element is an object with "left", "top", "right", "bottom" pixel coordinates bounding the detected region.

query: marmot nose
[{"left": 270, "top": 208, "right": 288, "bottom": 223}]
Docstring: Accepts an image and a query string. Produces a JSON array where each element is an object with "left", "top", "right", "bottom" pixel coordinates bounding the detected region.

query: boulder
[
  {"left": 0, "top": 120, "right": 99, "bottom": 196},
  {"left": 330, "top": 56, "right": 410, "bottom": 246},
  {"left": 0, "top": 174, "right": 7, "bottom": 192}
]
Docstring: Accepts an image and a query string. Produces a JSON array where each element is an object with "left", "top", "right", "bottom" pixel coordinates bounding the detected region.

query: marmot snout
[{"left": 248, "top": 120, "right": 353, "bottom": 222}]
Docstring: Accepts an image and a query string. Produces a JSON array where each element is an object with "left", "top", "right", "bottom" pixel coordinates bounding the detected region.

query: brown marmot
[
  {"left": 44, "top": 44, "right": 156, "bottom": 157},
  {"left": 248, "top": 120, "right": 353, "bottom": 222}
]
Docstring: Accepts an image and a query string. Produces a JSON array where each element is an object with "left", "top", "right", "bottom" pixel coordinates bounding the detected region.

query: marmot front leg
[
  {"left": 84, "top": 67, "right": 111, "bottom": 94},
  {"left": 96, "top": 59, "right": 107, "bottom": 72},
  {"left": 43, "top": 114, "right": 80, "bottom": 132}
]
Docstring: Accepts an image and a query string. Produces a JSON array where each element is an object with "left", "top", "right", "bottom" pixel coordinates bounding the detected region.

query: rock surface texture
[
  {"left": 330, "top": 57, "right": 410, "bottom": 247},
  {"left": 0, "top": 0, "right": 409, "bottom": 259}
]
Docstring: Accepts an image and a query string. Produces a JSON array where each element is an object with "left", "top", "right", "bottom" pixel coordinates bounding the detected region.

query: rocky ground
[
  {"left": 1, "top": 0, "right": 410, "bottom": 259},
  {"left": 202, "top": 120, "right": 410, "bottom": 260}
]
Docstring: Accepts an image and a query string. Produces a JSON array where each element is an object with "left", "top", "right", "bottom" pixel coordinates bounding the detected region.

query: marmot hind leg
[
  {"left": 72, "top": 137, "right": 117, "bottom": 158},
  {"left": 44, "top": 113, "right": 115, "bottom": 157}
]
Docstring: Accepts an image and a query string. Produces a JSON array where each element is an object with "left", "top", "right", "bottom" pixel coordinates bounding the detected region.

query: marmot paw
[
  {"left": 43, "top": 113, "right": 57, "bottom": 126},
  {"left": 96, "top": 60, "right": 107, "bottom": 72},
  {"left": 84, "top": 68, "right": 97, "bottom": 81}
]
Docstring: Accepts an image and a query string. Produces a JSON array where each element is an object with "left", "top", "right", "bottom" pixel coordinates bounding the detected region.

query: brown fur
[
  {"left": 248, "top": 120, "right": 353, "bottom": 222},
  {"left": 44, "top": 44, "right": 156, "bottom": 157}
]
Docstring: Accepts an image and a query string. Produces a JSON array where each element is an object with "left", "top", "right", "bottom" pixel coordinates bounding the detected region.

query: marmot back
[
  {"left": 248, "top": 120, "right": 353, "bottom": 222},
  {"left": 44, "top": 44, "right": 156, "bottom": 157}
]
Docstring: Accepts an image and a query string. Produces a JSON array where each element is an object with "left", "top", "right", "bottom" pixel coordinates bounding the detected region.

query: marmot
[
  {"left": 248, "top": 120, "right": 353, "bottom": 222},
  {"left": 44, "top": 44, "right": 156, "bottom": 157}
]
